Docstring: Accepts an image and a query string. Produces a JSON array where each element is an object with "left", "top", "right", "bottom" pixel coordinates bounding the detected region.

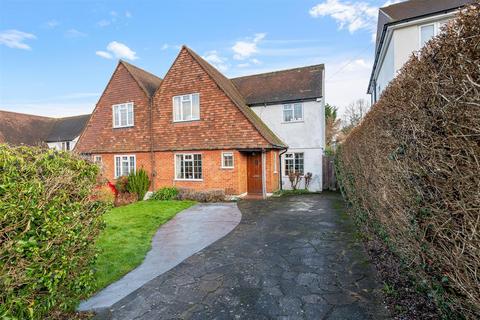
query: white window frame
[
  {"left": 173, "top": 93, "right": 200, "bottom": 122},
  {"left": 61, "top": 141, "right": 70, "bottom": 151},
  {"left": 174, "top": 153, "right": 203, "bottom": 181},
  {"left": 221, "top": 152, "right": 234, "bottom": 169},
  {"left": 418, "top": 21, "right": 447, "bottom": 48},
  {"left": 284, "top": 152, "right": 304, "bottom": 176},
  {"left": 282, "top": 103, "right": 303, "bottom": 123},
  {"left": 93, "top": 155, "right": 102, "bottom": 164},
  {"left": 112, "top": 102, "right": 134, "bottom": 128},
  {"left": 114, "top": 155, "right": 136, "bottom": 178}
]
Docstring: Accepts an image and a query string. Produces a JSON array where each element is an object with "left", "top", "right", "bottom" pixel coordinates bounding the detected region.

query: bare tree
[{"left": 342, "top": 99, "right": 370, "bottom": 135}]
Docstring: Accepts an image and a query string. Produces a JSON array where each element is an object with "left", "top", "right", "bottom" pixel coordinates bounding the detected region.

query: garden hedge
[
  {"left": 0, "top": 145, "right": 108, "bottom": 319},
  {"left": 336, "top": 4, "right": 479, "bottom": 318}
]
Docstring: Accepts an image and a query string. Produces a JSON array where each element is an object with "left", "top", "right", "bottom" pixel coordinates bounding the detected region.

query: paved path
[
  {"left": 79, "top": 203, "right": 241, "bottom": 311},
  {"left": 99, "top": 193, "right": 389, "bottom": 319}
]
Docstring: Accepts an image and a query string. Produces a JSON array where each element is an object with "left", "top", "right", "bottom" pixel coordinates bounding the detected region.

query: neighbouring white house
[
  {"left": 368, "top": 0, "right": 473, "bottom": 103},
  {"left": 0, "top": 110, "right": 90, "bottom": 151},
  {"left": 232, "top": 64, "right": 325, "bottom": 191}
]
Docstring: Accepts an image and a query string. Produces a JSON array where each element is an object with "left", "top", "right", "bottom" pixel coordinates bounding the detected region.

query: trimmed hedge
[
  {"left": 0, "top": 145, "right": 108, "bottom": 319},
  {"left": 151, "top": 187, "right": 179, "bottom": 200},
  {"left": 336, "top": 5, "right": 479, "bottom": 319}
]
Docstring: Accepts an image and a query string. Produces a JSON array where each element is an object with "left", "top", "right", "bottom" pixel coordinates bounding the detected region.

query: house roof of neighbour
[
  {"left": 369, "top": 0, "right": 473, "bottom": 93},
  {"left": 0, "top": 110, "right": 90, "bottom": 146},
  {"left": 0, "top": 110, "right": 55, "bottom": 146},
  {"left": 120, "top": 60, "right": 162, "bottom": 98},
  {"left": 231, "top": 64, "right": 324, "bottom": 106},
  {"left": 46, "top": 114, "right": 91, "bottom": 142},
  {"left": 184, "top": 46, "right": 287, "bottom": 149}
]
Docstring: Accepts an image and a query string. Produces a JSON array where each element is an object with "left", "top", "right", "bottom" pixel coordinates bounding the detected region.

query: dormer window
[
  {"left": 113, "top": 102, "right": 134, "bottom": 128},
  {"left": 173, "top": 93, "right": 200, "bottom": 122}
]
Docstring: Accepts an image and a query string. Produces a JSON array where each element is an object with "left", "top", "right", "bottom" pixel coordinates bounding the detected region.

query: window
[
  {"left": 173, "top": 93, "right": 200, "bottom": 122},
  {"left": 113, "top": 102, "right": 134, "bottom": 128},
  {"left": 93, "top": 155, "right": 102, "bottom": 164},
  {"left": 222, "top": 152, "right": 234, "bottom": 168},
  {"left": 420, "top": 24, "right": 435, "bottom": 47},
  {"left": 114, "top": 155, "right": 135, "bottom": 178},
  {"left": 273, "top": 152, "right": 277, "bottom": 173},
  {"left": 284, "top": 153, "right": 304, "bottom": 175},
  {"left": 283, "top": 103, "right": 303, "bottom": 122},
  {"left": 61, "top": 141, "right": 70, "bottom": 151},
  {"left": 175, "top": 154, "right": 202, "bottom": 180}
]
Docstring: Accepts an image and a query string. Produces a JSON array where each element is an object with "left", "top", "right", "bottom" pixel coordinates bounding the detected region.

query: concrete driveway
[{"left": 99, "top": 193, "right": 389, "bottom": 319}]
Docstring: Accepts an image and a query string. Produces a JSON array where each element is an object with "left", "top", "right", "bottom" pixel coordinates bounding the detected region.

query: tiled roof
[
  {"left": 0, "top": 110, "right": 89, "bottom": 146},
  {"left": 184, "top": 46, "right": 287, "bottom": 148},
  {"left": 231, "top": 64, "right": 324, "bottom": 106},
  {"left": 120, "top": 60, "right": 162, "bottom": 98},
  {"left": 46, "top": 114, "right": 90, "bottom": 142}
]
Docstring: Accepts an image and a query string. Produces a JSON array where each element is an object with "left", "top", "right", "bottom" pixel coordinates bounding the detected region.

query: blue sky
[{"left": 0, "top": 0, "right": 401, "bottom": 117}]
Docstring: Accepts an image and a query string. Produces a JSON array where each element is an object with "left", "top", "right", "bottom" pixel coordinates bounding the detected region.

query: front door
[{"left": 247, "top": 152, "right": 263, "bottom": 194}]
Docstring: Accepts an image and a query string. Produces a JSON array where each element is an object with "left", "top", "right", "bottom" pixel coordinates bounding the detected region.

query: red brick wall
[
  {"left": 76, "top": 63, "right": 151, "bottom": 153},
  {"left": 151, "top": 48, "right": 272, "bottom": 151}
]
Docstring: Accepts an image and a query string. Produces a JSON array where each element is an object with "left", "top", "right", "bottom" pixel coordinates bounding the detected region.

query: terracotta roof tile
[{"left": 120, "top": 60, "right": 162, "bottom": 98}]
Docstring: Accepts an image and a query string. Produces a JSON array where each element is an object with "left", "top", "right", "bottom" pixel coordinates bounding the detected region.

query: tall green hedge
[{"left": 0, "top": 145, "right": 108, "bottom": 319}]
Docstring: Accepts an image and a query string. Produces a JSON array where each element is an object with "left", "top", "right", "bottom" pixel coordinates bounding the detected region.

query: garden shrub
[
  {"left": 126, "top": 169, "right": 150, "bottom": 200},
  {"left": 336, "top": 5, "right": 479, "bottom": 318},
  {"left": 114, "top": 192, "right": 138, "bottom": 207},
  {"left": 151, "top": 187, "right": 179, "bottom": 200},
  {"left": 0, "top": 145, "right": 108, "bottom": 319},
  {"left": 115, "top": 176, "right": 128, "bottom": 193},
  {"left": 93, "top": 185, "right": 116, "bottom": 207},
  {"left": 176, "top": 188, "right": 225, "bottom": 202}
]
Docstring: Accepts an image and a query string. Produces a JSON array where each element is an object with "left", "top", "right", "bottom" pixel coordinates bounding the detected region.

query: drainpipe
[
  {"left": 278, "top": 148, "right": 288, "bottom": 191},
  {"left": 149, "top": 97, "right": 156, "bottom": 191}
]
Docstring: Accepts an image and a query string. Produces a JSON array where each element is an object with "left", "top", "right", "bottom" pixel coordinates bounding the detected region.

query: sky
[{"left": 0, "top": 0, "right": 403, "bottom": 118}]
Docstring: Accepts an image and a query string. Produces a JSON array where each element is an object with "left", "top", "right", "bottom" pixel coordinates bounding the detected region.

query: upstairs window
[
  {"left": 175, "top": 154, "right": 202, "bottom": 180},
  {"left": 420, "top": 24, "right": 435, "bottom": 47},
  {"left": 173, "top": 93, "right": 200, "bottom": 122},
  {"left": 283, "top": 103, "right": 303, "bottom": 122},
  {"left": 113, "top": 102, "right": 134, "bottom": 128},
  {"left": 284, "top": 152, "right": 304, "bottom": 175},
  {"left": 115, "top": 155, "right": 135, "bottom": 178},
  {"left": 61, "top": 141, "right": 70, "bottom": 151},
  {"left": 222, "top": 152, "right": 234, "bottom": 168}
]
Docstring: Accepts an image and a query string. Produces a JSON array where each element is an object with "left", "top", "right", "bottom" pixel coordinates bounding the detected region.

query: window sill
[
  {"left": 282, "top": 120, "right": 304, "bottom": 124},
  {"left": 113, "top": 125, "right": 134, "bottom": 129},
  {"left": 174, "top": 178, "right": 203, "bottom": 182},
  {"left": 173, "top": 119, "right": 200, "bottom": 124},
  {"left": 221, "top": 166, "right": 234, "bottom": 170}
]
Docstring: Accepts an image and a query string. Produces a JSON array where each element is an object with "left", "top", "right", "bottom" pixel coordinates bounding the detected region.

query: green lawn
[{"left": 93, "top": 200, "right": 196, "bottom": 291}]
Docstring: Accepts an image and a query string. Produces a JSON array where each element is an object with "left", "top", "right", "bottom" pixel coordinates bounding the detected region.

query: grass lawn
[{"left": 93, "top": 200, "right": 196, "bottom": 292}]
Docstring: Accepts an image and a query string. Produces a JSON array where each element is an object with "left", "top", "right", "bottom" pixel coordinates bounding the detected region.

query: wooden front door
[{"left": 247, "top": 153, "right": 263, "bottom": 194}]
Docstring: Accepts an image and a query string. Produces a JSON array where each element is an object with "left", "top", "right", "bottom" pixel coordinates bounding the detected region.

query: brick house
[{"left": 76, "top": 46, "right": 325, "bottom": 197}]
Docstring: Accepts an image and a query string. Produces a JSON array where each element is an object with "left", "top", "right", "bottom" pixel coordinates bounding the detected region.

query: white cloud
[
  {"left": 110, "top": 11, "right": 118, "bottom": 17},
  {"left": 309, "top": 0, "right": 377, "bottom": 33},
  {"left": 237, "top": 63, "right": 250, "bottom": 68},
  {"left": 96, "top": 50, "right": 113, "bottom": 59},
  {"left": 161, "top": 43, "right": 181, "bottom": 51},
  {"left": 232, "top": 32, "right": 266, "bottom": 60},
  {"left": 45, "top": 20, "right": 60, "bottom": 29},
  {"left": 0, "top": 29, "right": 36, "bottom": 50},
  {"left": 97, "top": 19, "right": 111, "bottom": 27},
  {"left": 250, "top": 58, "right": 261, "bottom": 65},
  {"left": 96, "top": 41, "right": 138, "bottom": 60},
  {"left": 382, "top": 0, "right": 405, "bottom": 7},
  {"left": 65, "top": 29, "right": 87, "bottom": 38},
  {"left": 202, "top": 50, "right": 228, "bottom": 72},
  {"left": 125, "top": 11, "right": 132, "bottom": 18}
]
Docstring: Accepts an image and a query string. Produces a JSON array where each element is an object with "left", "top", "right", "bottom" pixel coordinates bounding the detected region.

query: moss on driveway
[{"left": 93, "top": 200, "right": 196, "bottom": 292}]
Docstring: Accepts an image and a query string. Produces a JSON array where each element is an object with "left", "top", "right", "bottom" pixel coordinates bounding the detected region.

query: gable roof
[
  {"left": 231, "top": 64, "right": 324, "bottom": 106},
  {"left": 369, "top": 0, "right": 472, "bottom": 93},
  {"left": 46, "top": 114, "right": 90, "bottom": 142},
  {"left": 0, "top": 110, "right": 89, "bottom": 146},
  {"left": 183, "top": 46, "right": 287, "bottom": 148},
  {"left": 120, "top": 60, "right": 162, "bottom": 98},
  {"left": 0, "top": 110, "right": 55, "bottom": 146}
]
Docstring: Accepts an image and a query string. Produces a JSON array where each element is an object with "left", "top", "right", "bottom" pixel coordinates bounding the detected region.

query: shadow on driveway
[{"left": 99, "top": 192, "right": 389, "bottom": 320}]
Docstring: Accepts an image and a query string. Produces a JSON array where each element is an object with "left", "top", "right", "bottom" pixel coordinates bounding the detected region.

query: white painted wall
[
  {"left": 372, "top": 13, "right": 455, "bottom": 103},
  {"left": 47, "top": 136, "right": 79, "bottom": 151},
  {"left": 251, "top": 99, "right": 325, "bottom": 191}
]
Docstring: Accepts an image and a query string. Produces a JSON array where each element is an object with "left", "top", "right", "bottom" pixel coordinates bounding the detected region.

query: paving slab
[
  {"left": 98, "top": 193, "right": 390, "bottom": 319},
  {"left": 78, "top": 202, "right": 241, "bottom": 312}
]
